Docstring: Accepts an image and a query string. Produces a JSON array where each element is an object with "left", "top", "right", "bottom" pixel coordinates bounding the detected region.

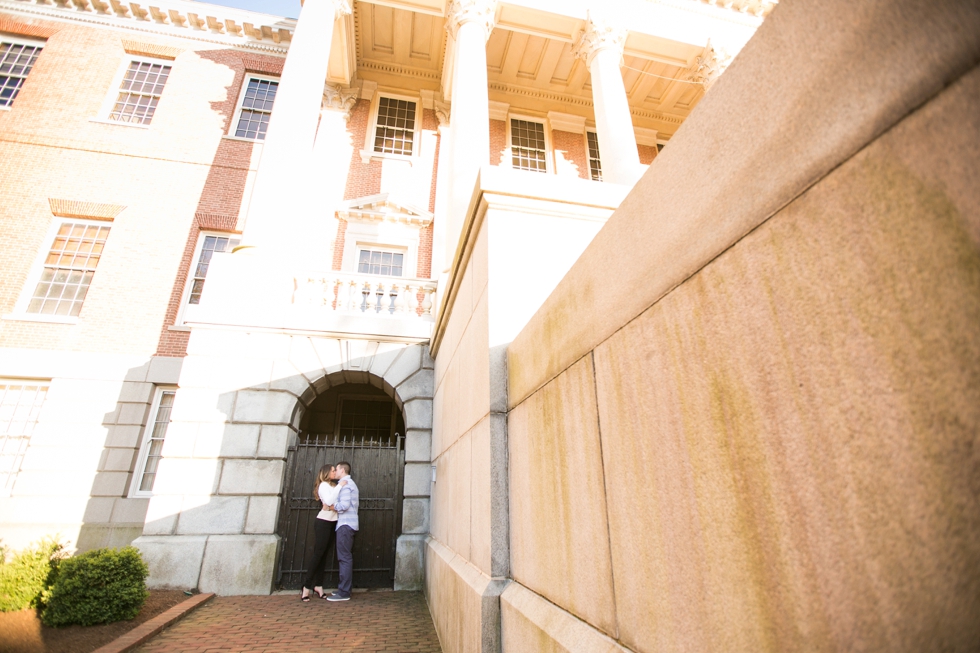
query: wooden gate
[{"left": 275, "top": 434, "right": 404, "bottom": 589}]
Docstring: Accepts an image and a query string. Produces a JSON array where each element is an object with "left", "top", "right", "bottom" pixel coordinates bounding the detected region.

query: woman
[{"left": 301, "top": 464, "right": 346, "bottom": 601}]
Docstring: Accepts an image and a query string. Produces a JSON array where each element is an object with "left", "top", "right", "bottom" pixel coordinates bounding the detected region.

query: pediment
[{"left": 337, "top": 193, "right": 433, "bottom": 227}]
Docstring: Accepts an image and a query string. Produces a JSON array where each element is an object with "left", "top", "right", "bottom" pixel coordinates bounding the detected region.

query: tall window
[
  {"left": 0, "top": 39, "right": 43, "bottom": 108},
  {"left": 188, "top": 234, "right": 239, "bottom": 304},
  {"left": 510, "top": 119, "right": 547, "bottom": 172},
  {"left": 109, "top": 60, "right": 171, "bottom": 125},
  {"left": 132, "top": 388, "right": 175, "bottom": 496},
  {"left": 373, "top": 96, "right": 416, "bottom": 155},
  {"left": 0, "top": 381, "right": 48, "bottom": 495},
  {"left": 357, "top": 248, "right": 404, "bottom": 277},
  {"left": 586, "top": 131, "right": 602, "bottom": 181},
  {"left": 27, "top": 221, "right": 110, "bottom": 317},
  {"left": 234, "top": 76, "right": 278, "bottom": 140}
]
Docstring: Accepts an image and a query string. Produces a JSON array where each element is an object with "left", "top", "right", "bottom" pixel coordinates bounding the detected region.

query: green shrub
[
  {"left": 42, "top": 546, "right": 148, "bottom": 627},
  {"left": 0, "top": 538, "right": 64, "bottom": 612}
]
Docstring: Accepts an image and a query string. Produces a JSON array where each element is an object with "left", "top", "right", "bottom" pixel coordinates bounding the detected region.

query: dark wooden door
[{"left": 275, "top": 434, "right": 404, "bottom": 589}]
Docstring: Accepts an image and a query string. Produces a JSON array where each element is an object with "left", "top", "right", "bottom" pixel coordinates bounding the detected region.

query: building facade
[{"left": 0, "top": 0, "right": 775, "bottom": 649}]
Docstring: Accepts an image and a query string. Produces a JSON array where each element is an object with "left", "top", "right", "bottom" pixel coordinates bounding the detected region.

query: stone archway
[{"left": 134, "top": 335, "right": 433, "bottom": 595}]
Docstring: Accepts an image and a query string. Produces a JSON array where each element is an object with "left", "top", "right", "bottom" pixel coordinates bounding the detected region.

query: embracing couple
[{"left": 301, "top": 461, "right": 359, "bottom": 602}]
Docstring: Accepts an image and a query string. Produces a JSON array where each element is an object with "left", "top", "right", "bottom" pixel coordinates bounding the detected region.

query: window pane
[
  {"left": 28, "top": 221, "right": 110, "bottom": 317},
  {"left": 0, "top": 381, "right": 48, "bottom": 493},
  {"left": 0, "top": 42, "right": 43, "bottom": 108},
  {"left": 510, "top": 119, "right": 547, "bottom": 173},
  {"left": 373, "top": 97, "right": 416, "bottom": 155},
  {"left": 186, "top": 235, "right": 238, "bottom": 305},
  {"left": 356, "top": 248, "right": 406, "bottom": 277},
  {"left": 136, "top": 390, "right": 175, "bottom": 493},
  {"left": 235, "top": 78, "right": 278, "bottom": 140},
  {"left": 109, "top": 61, "right": 172, "bottom": 125}
]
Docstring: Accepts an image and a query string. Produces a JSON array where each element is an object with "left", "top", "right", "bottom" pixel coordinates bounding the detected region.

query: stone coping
[{"left": 91, "top": 592, "right": 214, "bottom": 653}]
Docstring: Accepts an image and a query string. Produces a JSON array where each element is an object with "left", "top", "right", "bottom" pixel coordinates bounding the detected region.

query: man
[{"left": 325, "top": 460, "right": 358, "bottom": 601}]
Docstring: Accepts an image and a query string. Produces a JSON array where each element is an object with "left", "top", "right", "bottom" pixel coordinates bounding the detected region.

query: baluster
[
  {"left": 365, "top": 282, "right": 378, "bottom": 313},
  {"left": 392, "top": 284, "right": 407, "bottom": 314},
  {"left": 347, "top": 281, "right": 358, "bottom": 312},
  {"left": 406, "top": 285, "right": 419, "bottom": 316},
  {"left": 421, "top": 286, "right": 434, "bottom": 316},
  {"left": 382, "top": 283, "right": 393, "bottom": 313},
  {"left": 330, "top": 279, "right": 340, "bottom": 311}
]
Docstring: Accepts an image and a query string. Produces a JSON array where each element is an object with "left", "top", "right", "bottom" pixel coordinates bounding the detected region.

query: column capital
[
  {"left": 574, "top": 14, "right": 628, "bottom": 67},
  {"left": 434, "top": 100, "right": 451, "bottom": 127},
  {"left": 321, "top": 0, "right": 353, "bottom": 19},
  {"left": 445, "top": 0, "right": 497, "bottom": 41},
  {"left": 684, "top": 40, "right": 731, "bottom": 90},
  {"left": 322, "top": 83, "right": 359, "bottom": 121}
]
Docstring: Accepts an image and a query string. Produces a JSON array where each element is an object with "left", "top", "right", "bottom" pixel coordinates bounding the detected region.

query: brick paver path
[{"left": 134, "top": 591, "right": 442, "bottom": 653}]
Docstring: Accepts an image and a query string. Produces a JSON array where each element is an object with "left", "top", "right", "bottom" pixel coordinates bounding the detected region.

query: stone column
[
  {"left": 431, "top": 103, "right": 452, "bottom": 280},
  {"left": 239, "top": 0, "right": 353, "bottom": 254},
  {"left": 444, "top": 0, "right": 497, "bottom": 268},
  {"left": 313, "top": 84, "right": 359, "bottom": 267},
  {"left": 576, "top": 15, "right": 642, "bottom": 186}
]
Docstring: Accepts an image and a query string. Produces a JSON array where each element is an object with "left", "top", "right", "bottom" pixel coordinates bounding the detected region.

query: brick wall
[
  {"left": 490, "top": 119, "right": 507, "bottom": 166},
  {"left": 638, "top": 144, "right": 659, "bottom": 165},
  {"left": 552, "top": 129, "right": 589, "bottom": 179}
]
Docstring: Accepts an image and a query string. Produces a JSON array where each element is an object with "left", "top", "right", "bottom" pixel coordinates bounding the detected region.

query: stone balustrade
[{"left": 294, "top": 272, "right": 437, "bottom": 321}]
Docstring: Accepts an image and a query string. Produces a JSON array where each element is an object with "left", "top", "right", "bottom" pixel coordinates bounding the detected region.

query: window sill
[
  {"left": 221, "top": 134, "right": 265, "bottom": 144},
  {"left": 89, "top": 117, "right": 151, "bottom": 129},
  {"left": 2, "top": 313, "right": 79, "bottom": 325},
  {"left": 359, "top": 149, "right": 417, "bottom": 166},
  {"left": 168, "top": 325, "right": 192, "bottom": 332}
]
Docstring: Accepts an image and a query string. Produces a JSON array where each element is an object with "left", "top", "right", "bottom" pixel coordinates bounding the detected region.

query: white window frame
[
  {"left": 226, "top": 72, "right": 280, "bottom": 142},
  {"left": 0, "top": 379, "right": 49, "bottom": 497},
  {"left": 174, "top": 230, "right": 240, "bottom": 326},
  {"left": 354, "top": 244, "right": 409, "bottom": 278},
  {"left": 0, "top": 35, "right": 45, "bottom": 111},
  {"left": 93, "top": 55, "right": 173, "bottom": 128},
  {"left": 129, "top": 386, "right": 176, "bottom": 498},
  {"left": 360, "top": 91, "right": 422, "bottom": 162},
  {"left": 506, "top": 114, "right": 553, "bottom": 174},
  {"left": 5, "top": 217, "right": 112, "bottom": 325},
  {"left": 586, "top": 129, "right": 602, "bottom": 181}
]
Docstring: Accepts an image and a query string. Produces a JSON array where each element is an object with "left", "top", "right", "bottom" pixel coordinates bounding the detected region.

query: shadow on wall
[{"left": 77, "top": 342, "right": 433, "bottom": 595}]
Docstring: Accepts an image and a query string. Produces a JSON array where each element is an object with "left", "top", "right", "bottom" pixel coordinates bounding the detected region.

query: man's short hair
[{"left": 336, "top": 461, "right": 351, "bottom": 476}]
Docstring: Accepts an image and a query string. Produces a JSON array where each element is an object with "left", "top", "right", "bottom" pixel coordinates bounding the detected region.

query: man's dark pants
[{"left": 336, "top": 525, "right": 356, "bottom": 597}]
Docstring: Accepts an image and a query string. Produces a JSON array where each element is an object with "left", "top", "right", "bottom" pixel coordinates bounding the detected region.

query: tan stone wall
[{"left": 504, "top": 1, "right": 980, "bottom": 650}]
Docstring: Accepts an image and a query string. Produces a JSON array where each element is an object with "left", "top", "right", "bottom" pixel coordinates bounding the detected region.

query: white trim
[
  {"left": 9, "top": 216, "right": 111, "bottom": 321},
  {"left": 353, "top": 243, "right": 410, "bottom": 278},
  {"left": 0, "top": 34, "right": 46, "bottom": 110},
  {"left": 506, "top": 113, "right": 553, "bottom": 175},
  {"left": 362, "top": 90, "right": 422, "bottom": 160},
  {"left": 95, "top": 54, "right": 174, "bottom": 126},
  {"left": 634, "top": 126, "right": 660, "bottom": 147},
  {"left": 229, "top": 72, "right": 280, "bottom": 141},
  {"left": 174, "top": 231, "right": 240, "bottom": 326},
  {"left": 547, "top": 111, "right": 586, "bottom": 134},
  {"left": 129, "top": 386, "right": 176, "bottom": 498}
]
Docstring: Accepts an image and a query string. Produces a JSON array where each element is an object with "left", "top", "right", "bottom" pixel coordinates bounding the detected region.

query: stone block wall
[
  {"left": 133, "top": 332, "right": 433, "bottom": 595},
  {"left": 502, "top": 1, "right": 980, "bottom": 651}
]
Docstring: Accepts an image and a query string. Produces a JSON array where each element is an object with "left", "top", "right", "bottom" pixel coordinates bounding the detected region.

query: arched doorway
[{"left": 275, "top": 382, "right": 405, "bottom": 589}]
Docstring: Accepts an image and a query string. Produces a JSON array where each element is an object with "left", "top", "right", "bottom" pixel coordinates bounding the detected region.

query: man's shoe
[{"left": 326, "top": 592, "right": 350, "bottom": 602}]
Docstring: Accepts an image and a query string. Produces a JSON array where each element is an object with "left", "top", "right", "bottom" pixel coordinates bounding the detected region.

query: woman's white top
[{"left": 316, "top": 482, "right": 342, "bottom": 521}]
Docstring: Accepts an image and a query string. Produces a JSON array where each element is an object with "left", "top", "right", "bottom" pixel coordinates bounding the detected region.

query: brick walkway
[{"left": 134, "top": 591, "right": 442, "bottom": 653}]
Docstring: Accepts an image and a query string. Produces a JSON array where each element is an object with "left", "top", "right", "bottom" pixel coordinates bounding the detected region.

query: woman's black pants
[{"left": 303, "top": 518, "right": 337, "bottom": 590}]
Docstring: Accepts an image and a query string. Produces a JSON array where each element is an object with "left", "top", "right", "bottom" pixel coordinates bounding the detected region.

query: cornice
[
  {"left": 357, "top": 59, "right": 441, "bottom": 82},
  {"left": 488, "top": 80, "right": 686, "bottom": 127},
  {"left": 0, "top": 0, "right": 293, "bottom": 54}
]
